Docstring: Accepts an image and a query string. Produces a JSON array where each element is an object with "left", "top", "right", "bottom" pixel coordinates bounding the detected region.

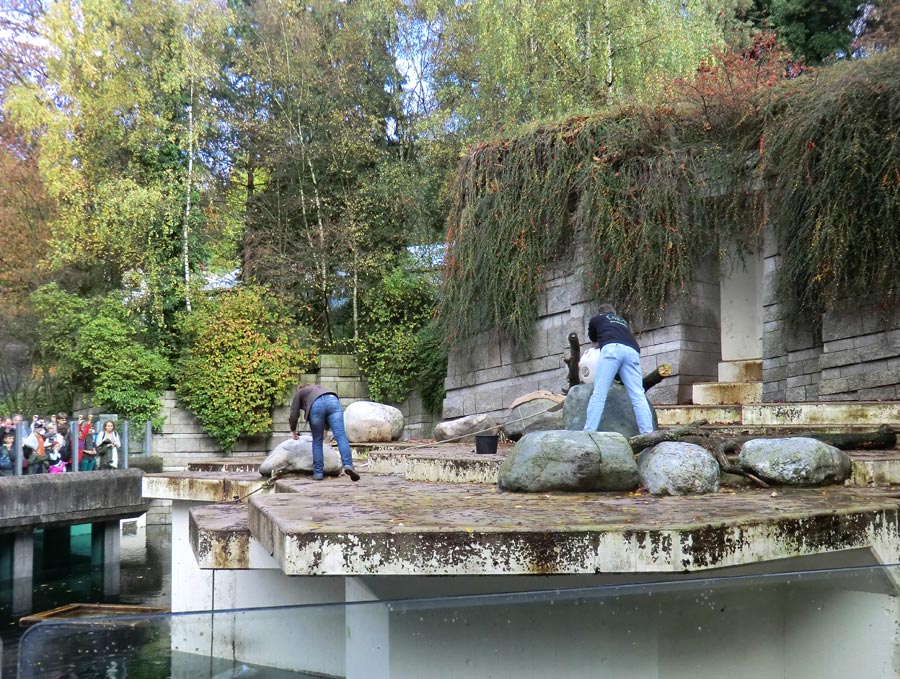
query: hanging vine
[{"left": 438, "top": 45, "right": 900, "bottom": 347}]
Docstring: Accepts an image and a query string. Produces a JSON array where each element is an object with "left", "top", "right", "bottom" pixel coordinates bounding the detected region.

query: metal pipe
[
  {"left": 121, "top": 420, "right": 129, "bottom": 470},
  {"left": 14, "top": 421, "right": 24, "bottom": 476}
]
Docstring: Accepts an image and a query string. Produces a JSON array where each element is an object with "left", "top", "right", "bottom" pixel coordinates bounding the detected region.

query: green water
[{"left": 0, "top": 524, "right": 171, "bottom": 678}]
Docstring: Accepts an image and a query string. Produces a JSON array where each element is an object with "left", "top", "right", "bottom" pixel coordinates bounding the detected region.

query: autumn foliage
[
  {"left": 0, "top": 120, "right": 53, "bottom": 315},
  {"left": 176, "top": 287, "right": 317, "bottom": 453}
]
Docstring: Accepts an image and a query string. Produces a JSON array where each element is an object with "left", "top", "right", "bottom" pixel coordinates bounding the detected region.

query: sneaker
[
  {"left": 311, "top": 473, "right": 324, "bottom": 481},
  {"left": 343, "top": 466, "right": 360, "bottom": 482}
]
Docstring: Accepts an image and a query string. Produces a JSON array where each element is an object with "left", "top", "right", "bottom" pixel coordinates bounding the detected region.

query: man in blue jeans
[
  {"left": 289, "top": 384, "right": 360, "bottom": 481},
  {"left": 582, "top": 304, "right": 654, "bottom": 435}
]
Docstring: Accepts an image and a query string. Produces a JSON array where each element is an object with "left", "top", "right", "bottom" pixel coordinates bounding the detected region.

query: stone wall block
[
  {"left": 763, "top": 303, "right": 782, "bottom": 323},
  {"left": 822, "top": 311, "right": 864, "bottom": 343},
  {"left": 474, "top": 388, "right": 504, "bottom": 414}
]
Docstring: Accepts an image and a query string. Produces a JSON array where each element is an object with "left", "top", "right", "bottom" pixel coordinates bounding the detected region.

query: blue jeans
[
  {"left": 308, "top": 394, "right": 354, "bottom": 476},
  {"left": 583, "top": 343, "right": 653, "bottom": 434}
]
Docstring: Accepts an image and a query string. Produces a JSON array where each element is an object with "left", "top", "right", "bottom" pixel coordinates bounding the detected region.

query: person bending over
[
  {"left": 582, "top": 304, "right": 653, "bottom": 435},
  {"left": 288, "top": 384, "right": 360, "bottom": 482}
]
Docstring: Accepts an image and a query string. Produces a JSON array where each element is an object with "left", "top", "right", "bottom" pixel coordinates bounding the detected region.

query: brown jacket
[{"left": 288, "top": 385, "right": 336, "bottom": 433}]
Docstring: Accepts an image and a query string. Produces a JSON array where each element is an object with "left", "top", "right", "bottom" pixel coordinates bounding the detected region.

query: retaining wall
[
  {"left": 442, "top": 262, "right": 723, "bottom": 422},
  {"left": 109, "top": 354, "right": 438, "bottom": 472},
  {"left": 761, "top": 225, "right": 900, "bottom": 403}
]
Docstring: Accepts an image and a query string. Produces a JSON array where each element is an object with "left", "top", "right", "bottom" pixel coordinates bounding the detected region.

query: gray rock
[
  {"left": 434, "top": 414, "right": 499, "bottom": 443},
  {"left": 344, "top": 401, "right": 404, "bottom": 443},
  {"left": 739, "top": 437, "right": 851, "bottom": 486},
  {"left": 498, "top": 430, "right": 639, "bottom": 492},
  {"left": 563, "top": 382, "right": 657, "bottom": 437},
  {"left": 259, "top": 436, "right": 341, "bottom": 478},
  {"left": 503, "top": 397, "right": 564, "bottom": 441},
  {"left": 637, "top": 442, "right": 720, "bottom": 496}
]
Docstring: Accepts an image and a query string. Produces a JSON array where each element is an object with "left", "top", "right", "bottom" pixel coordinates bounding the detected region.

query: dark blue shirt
[{"left": 587, "top": 313, "right": 640, "bottom": 353}]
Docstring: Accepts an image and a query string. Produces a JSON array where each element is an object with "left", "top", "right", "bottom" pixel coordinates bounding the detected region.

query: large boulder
[
  {"left": 498, "top": 430, "right": 639, "bottom": 492},
  {"left": 343, "top": 401, "right": 404, "bottom": 443},
  {"left": 637, "top": 442, "right": 720, "bottom": 496},
  {"left": 739, "top": 437, "right": 851, "bottom": 486},
  {"left": 502, "top": 392, "right": 565, "bottom": 441},
  {"left": 563, "top": 382, "right": 657, "bottom": 437},
  {"left": 259, "top": 435, "right": 341, "bottom": 477},
  {"left": 434, "top": 414, "right": 499, "bottom": 443}
]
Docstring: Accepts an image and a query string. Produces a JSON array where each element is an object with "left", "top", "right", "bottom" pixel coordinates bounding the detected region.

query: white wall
[{"left": 720, "top": 248, "right": 764, "bottom": 362}]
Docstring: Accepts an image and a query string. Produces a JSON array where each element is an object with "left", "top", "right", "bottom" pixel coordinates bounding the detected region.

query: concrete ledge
[
  {"left": 190, "top": 503, "right": 252, "bottom": 569},
  {"left": 248, "top": 476, "right": 900, "bottom": 576},
  {"left": 657, "top": 401, "right": 900, "bottom": 427},
  {"left": 187, "top": 458, "right": 265, "bottom": 473},
  {"left": 142, "top": 472, "right": 270, "bottom": 504},
  {"left": 0, "top": 469, "right": 148, "bottom": 534},
  {"left": 744, "top": 402, "right": 900, "bottom": 426},
  {"left": 656, "top": 405, "right": 743, "bottom": 426}
]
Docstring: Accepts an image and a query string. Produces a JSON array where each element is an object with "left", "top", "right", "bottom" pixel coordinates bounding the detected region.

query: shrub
[
  {"left": 176, "top": 287, "right": 316, "bottom": 453},
  {"left": 356, "top": 268, "right": 444, "bottom": 409},
  {"left": 28, "top": 284, "right": 171, "bottom": 424}
]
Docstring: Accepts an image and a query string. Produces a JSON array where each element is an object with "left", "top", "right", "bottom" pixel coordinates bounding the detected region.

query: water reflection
[{"left": 0, "top": 523, "right": 171, "bottom": 678}]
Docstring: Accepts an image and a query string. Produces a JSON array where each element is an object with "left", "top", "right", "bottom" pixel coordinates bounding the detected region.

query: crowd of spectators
[{"left": 0, "top": 412, "right": 120, "bottom": 476}]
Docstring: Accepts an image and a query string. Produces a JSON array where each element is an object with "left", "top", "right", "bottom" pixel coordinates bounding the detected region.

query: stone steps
[
  {"left": 656, "top": 401, "right": 900, "bottom": 427},
  {"left": 691, "top": 382, "right": 763, "bottom": 405}
]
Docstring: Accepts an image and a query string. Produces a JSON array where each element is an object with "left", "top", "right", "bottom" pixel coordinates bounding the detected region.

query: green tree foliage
[
  {"left": 355, "top": 268, "right": 443, "bottom": 407},
  {"left": 28, "top": 284, "right": 171, "bottom": 423},
  {"left": 744, "top": 0, "right": 860, "bottom": 62},
  {"left": 229, "top": 0, "right": 440, "bottom": 344},
  {"left": 4, "top": 0, "right": 231, "bottom": 342},
  {"left": 399, "top": 0, "right": 737, "bottom": 142},
  {"left": 176, "top": 287, "right": 316, "bottom": 452}
]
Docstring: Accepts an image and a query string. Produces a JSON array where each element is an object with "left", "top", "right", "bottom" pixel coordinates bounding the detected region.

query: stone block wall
[
  {"left": 132, "top": 354, "right": 438, "bottom": 470},
  {"left": 760, "top": 225, "right": 823, "bottom": 402},
  {"left": 442, "top": 262, "right": 723, "bottom": 422},
  {"left": 818, "top": 299, "right": 900, "bottom": 401},
  {"left": 762, "top": 225, "right": 900, "bottom": 402}
]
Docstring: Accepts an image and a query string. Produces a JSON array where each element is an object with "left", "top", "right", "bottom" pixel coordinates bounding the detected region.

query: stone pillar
[
  {"left": 91, "top": 521, "right": 120, "bottom": 596},
  {"left": 12, "top": 531, "right": 34, "bottom": 615},
  {"left": 345, "top": 577, "right": 390, "bottom": 679}
]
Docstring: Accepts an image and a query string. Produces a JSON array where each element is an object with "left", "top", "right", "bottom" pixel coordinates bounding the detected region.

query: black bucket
[{"left": 474, "top": 434, "right": 499, "bottom": 455}]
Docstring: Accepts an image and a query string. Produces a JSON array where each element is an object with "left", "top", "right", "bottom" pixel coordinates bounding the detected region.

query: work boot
[{"left": 343, "top": 466, "right": 360, "bottom": 482}]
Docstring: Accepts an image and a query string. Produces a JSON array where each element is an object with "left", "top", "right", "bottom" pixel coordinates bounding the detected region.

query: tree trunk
[
  {"left": 642, "top": 364, "right": 672, "bottom": 392},
  {"left": 627, "top": 420, "right": 708, "bottom": 454}
]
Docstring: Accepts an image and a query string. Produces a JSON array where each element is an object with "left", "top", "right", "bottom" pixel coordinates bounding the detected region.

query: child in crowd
[
  {"left": 95, "top": 419, "right": 120, "bottom": 469},
  {"left": 47, "top": 439, "right": 66, "bottom": 473},
  {"left": 0, "top": 431, "right": 14, "bottom": 476}
]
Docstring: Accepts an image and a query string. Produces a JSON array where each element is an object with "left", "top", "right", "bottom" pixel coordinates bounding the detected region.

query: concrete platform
[
  {"left": 367, "top": 442, "right": 511, "bottom": 483},
  {"left": 215, "top": 474, "right": 900, "bottom": 576},
  {"left": 142, "top": 471, "right": 271, "bottom": 503},
  {"left": 0, "top": 469, "right": 148, "bottom": 534}
]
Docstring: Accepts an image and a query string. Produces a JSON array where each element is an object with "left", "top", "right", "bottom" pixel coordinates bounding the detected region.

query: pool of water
[{"left": 1, "top": 523, "right": 171, "bottom": 678}]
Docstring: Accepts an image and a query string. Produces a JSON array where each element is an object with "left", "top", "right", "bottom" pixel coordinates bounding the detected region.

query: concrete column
[
  {"left": 91, "top": 521, "right": 120, "bottom": 596},
  {"left": 12, "top": 531, "right": 34, "bottom": 615},
  {"left": 345, "top": 577, "right": 390, "bottom": 679}
]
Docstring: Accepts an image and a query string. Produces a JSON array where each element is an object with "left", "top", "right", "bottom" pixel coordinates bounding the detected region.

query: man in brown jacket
[{"left": 289, "top": 384, "right": 360, "bottom": 481}]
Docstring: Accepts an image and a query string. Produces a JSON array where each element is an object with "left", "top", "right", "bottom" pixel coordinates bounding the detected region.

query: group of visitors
[{"left": 0, "top": 412, "right": 121, "bottom": 476}]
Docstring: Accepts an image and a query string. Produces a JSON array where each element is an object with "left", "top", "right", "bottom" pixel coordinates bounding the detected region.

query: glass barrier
[{"left": 16, "top": 564, "right": 900, "bottom": 679}]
